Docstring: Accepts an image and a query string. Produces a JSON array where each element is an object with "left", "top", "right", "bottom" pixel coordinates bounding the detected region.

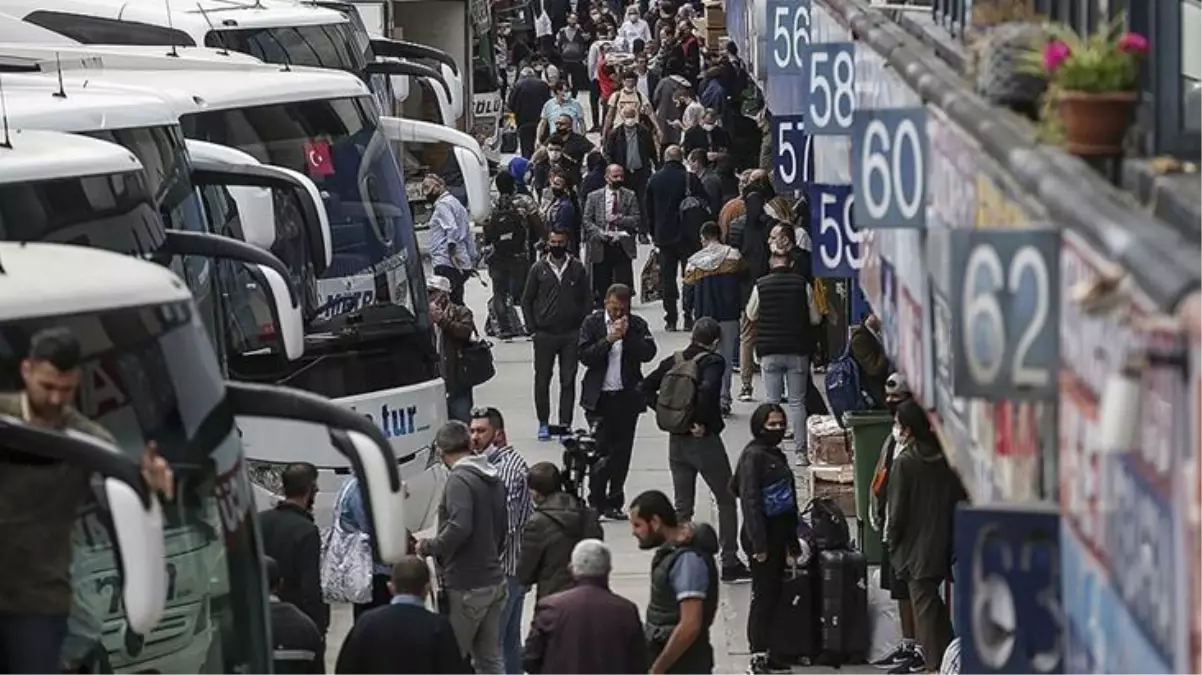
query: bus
[{"left": 0, "top": 133, "right": 408, "bottom": 672}]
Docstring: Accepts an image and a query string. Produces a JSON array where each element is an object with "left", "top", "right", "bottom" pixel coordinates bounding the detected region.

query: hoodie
[
  {"left": 682, "top": 242, "right": 744, "bottom": 322},
  {"left": 423, "top": 454, "right": 508, "bottom": 591},
  {"left": 517, "top": 491, "right": 605, "bottom": 599}
]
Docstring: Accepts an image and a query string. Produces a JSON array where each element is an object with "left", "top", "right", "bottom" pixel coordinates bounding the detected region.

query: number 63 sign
[{"left": 949, "top": 230, "right": 1061, "bottom": 400}]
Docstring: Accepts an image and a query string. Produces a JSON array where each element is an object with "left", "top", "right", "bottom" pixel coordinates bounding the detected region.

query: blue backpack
[{"left": 824, "top": 340, "right": 870, "bottom": 427}]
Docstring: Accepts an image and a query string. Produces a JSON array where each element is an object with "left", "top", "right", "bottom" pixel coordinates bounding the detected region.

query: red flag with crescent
[{"left": 304, "top": 140, "right": 334, "bottom": 177}]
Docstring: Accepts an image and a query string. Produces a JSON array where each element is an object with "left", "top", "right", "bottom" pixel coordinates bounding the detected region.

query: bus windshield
[
  {"left": 204, "top": 23, "right": 367, "bottom": 77},
  {"left": 180, "top": 95, "right": 423, "bottom": 322},
  {"left": 0, "top": 301, "right": 268, "bottom": 673}
]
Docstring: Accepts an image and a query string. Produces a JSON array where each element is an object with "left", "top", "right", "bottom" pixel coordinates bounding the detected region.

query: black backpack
[
  {"left": 678, "top": 178, "right": 711, "bottom": 247},
  {"left": 802, "top": 497, "right": 851, "bottom": 551},
  {"left": 487, "top": 200, "right": 528, "bottom": 259}
]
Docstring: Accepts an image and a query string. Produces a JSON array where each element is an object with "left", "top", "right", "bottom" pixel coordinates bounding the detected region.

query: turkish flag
[{"left": 304, "top": 140, "right": 334, "bottom": 177}]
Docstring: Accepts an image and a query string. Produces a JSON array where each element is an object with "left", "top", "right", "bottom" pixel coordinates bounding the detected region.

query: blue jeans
[
  {"left": 761, "top": 353, "right": 809, "bottom": 454},
  {"left": 0, "top": 612, "right": 68, "bottom": 673},
  {"left": 447, "top": 388, "right": 474, "bottom": 423},
  {"left": 500, "top": 576, "right": 527, "bottom": 674}
]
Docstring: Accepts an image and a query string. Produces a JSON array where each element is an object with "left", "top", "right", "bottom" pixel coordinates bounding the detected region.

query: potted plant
[{"left": 1034, "top": 17, "right": 1149, "bottom": 155}]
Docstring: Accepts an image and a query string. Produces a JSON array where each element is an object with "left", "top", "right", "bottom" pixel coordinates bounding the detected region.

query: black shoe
[
  {"left": 886, "top": 649, "right": 925, "bottom": 674},
  {"left": 601, "top": 507, "right": 628, "bottom": 521},
  {"left": 721, "top": 403, "right": 733, "bottom": 418},
  {"left": 665, "top": 319, "right": 678, "bottom": 332},
  {"left": 683, "top": 316, "right": 694, "bottom": 331},
  {"left": 872, "top": 643, "right": 915, "bottom": 668},
  {"left": 721, "top": 562, "right": 752, "bottom": 583},
  {"left": 747, "top": 654, "right": 791, "bottom": 674}
]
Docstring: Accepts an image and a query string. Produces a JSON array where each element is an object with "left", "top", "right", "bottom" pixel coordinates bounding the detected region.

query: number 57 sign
[{"left": 949, "top": 230, "right": 1061, "bottom": 400}]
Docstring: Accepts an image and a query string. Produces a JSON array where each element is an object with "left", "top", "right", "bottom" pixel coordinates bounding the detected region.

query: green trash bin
[{"left": 844, "top": 411, "right": 893, "bottom": 565}]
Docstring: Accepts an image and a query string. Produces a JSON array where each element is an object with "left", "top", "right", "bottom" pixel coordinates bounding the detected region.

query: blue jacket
[{"left": 683, "top": 243, "right": 744, "bottom": 322}]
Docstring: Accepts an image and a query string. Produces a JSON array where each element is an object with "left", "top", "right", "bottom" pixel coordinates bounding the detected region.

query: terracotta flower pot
[{"left": 1057, "top": 90, "right": 1138, "bottom": 155}]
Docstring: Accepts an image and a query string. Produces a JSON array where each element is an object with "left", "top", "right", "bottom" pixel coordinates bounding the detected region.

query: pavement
[{"left": 313, "top": 241, "right": 879, "bottom": 674}]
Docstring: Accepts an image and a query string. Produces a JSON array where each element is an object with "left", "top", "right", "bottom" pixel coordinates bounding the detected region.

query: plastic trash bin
[{"left": 845, "top": 410, "right": 893, "bottom": 565}]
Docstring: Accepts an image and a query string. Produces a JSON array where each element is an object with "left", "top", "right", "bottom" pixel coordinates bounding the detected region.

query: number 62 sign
[{"left": 948, "top": 230, "right": 1061, "bottom": 400}]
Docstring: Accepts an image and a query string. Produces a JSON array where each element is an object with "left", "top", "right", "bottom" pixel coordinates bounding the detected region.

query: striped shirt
[{"left": 485, "top": 444, "right": 532, "bottom": 576}]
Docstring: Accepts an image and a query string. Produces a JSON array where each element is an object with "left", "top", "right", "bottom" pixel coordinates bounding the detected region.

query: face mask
[
  {"left": 552, "top": 185, "right": 566, "bottom": 196},
  {"left": 425, "top": 189, "right": 441, "bottom": 203},
  {"left": 548, "top": 244, "right": 567, "bottom": 258},
  {"left": 701, "top": 123, "right": 715, "bottom": 131},
  {"left": 535, "top": 65, "right": 544, "bottom": 73},
  {"left": 623, "top": 117, "right": 637, "bottom": 127},
  {"left": 549, "top": 150, "right": 562, "bottom": 160},
  {"left": 770, "top": 240, "right": 790, "bottom": 255},
  {"left": 627, "top": 14, "right": 638, "bottom": 22},
  {"left": 624, "top": 82, "right": 636, "bottom": 90},
  {"left": 886, "top": 400, "right": 901, "bottom": 415},
  {"left": 759, "top": 428, "right": 786, "bottom": 446},
  {"left": 891, "top": 424, "right": 905, "bottom": 444},
  {"left": 609, "top": 179, "right": 624, "bottom": 189}
]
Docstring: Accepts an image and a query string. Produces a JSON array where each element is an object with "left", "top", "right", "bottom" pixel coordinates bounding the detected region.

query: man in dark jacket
[
  {"left": 522, "top": 539, "right": 647, "bottom": 674},
  {"left": 416, "top": 421, "right": 509, "bottom": 673},
  {"left": 645, "top": 144, "right": 704, "bottom": 331},
  {"left": 428, "top": 275, "right": 478, "bottom": 423},
  {"left": 509, "top": 67, "right": 552, "bottom": 157},
  {"left": 257, "top": 463, "right": 328, "bottom": 635},
  {"left": 629, "top": 490, "right": 721, "bottom": 674},
  {"left": 850, "top": 313, "right": 891, "bottom": 409},
  {"left": 745, "top": 255, "right": 823, "bottom": 466},
  {"left": 523, "top": 227, "right": 593, "bottom": 440},
  {"left": 641, "top": 319, "right": 748, "bottom": 582},
  {"left": 517, "top": 463, "right": 605, "bottom": 599},
  {"left": 603, "top": 107, "right": 658, "bottom": 227},
  {"left": 578, "top": 283, "right": 658, "bottom": 519},
  {"left": 688, "top": 149, "right": 724, "bottom": 216},
  {"left": 335, "top": 556, "right": 469, "bottom": 674},
  {"left": 266, "top": 556, "right": 325, "bottom": 675},
  {"left": 682, "top": 109, "right": 731, "bottom": 157},
  {"left": 682, "top": 222, "right": 744, "bottom": 414}
]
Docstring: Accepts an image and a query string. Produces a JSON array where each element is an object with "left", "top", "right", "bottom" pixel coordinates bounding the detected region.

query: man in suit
[
  {"left": 582, "top": 164, "right": 641, "bottom": 306},
  {"left": 578, "top": 283, "right": 657, "bottom": 519},
  {"left": 335, "top": 556, "right": 470, "bottom": 674}
]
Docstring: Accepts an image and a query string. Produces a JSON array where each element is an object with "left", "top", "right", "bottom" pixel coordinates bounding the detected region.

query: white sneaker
[{"left": 795, "top": 451, "right": 811, "bottom": 467}]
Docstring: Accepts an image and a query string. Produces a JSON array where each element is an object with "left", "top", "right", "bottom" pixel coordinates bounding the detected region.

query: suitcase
[
  {"left": 818, "top": 549, "right": 870, "bottom": 664},
  {"left": 485, "top": 299, "right": 524, "bottom": 337},
  {"left": 769, "top": 561, "right": 822, "bottom": 664}
]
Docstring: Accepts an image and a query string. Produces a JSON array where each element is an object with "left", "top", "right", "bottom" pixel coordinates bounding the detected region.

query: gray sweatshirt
[{"left": 425, "top": 454, "right": 508, "bottom": 591}]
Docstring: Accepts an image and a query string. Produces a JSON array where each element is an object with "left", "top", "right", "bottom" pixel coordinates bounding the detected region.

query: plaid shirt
[{"left": 485, "top": 444, "right": 532, "bottom": 576}]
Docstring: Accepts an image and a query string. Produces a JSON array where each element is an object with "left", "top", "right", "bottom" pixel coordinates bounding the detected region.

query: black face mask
[
  {"left": 758, "top": 428, "right": 786, "bottom": 447},
  {"left": 886, "top": 401, "right": 901, "bottom": 415},
  {"left": 548, "top": 244, "right": 567, "bottom": 258},
  {"left": 608, "top": 180, "right": 624, "bottom": 190},
  {"left": 552, "top": 186, "right": 566, "bottom": 196}
]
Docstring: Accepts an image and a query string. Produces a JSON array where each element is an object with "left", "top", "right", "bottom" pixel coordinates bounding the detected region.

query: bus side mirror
[
  {"left": 225, "top": 382, "right": 407, "bottom": 562},
  {"left": 223, "top": 262, "right": 306, "bottom": 362},
  {"left": 0, "top": 418, "right": 168, "bottom": 634}
]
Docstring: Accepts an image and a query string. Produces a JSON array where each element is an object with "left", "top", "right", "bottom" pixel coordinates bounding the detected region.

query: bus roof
[
  {"left": 0, "top": 241, "right": 192, "bottom": 321},
  {"left": 3, "top": 0, "right": 348, "bottom": 43},
  {"left": 0, "top": 44, "right": 372, "bottom": 112},
  {"left": 0, "top": 73, "right": 178, "bottom": 132},
  {"left": 0, "top": 127, "right": 143, "bottom": 184}
]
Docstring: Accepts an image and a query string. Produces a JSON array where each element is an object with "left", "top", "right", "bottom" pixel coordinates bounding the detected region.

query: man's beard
[
  {"left": 29, "top": 399, "right": 66, "bottom": 424},
  {"left": 637, "top": 530, "right": 666, "bottom": 550}
]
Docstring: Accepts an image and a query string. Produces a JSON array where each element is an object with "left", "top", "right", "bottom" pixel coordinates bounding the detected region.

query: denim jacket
[{"left": 338, "top": 477, "right": 392, "bottom": 575}]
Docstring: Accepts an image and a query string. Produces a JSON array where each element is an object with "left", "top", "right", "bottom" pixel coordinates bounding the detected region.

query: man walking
[
  {"left": 682, "top": 222, "right": 743, "bottom": 415},
  {"left": 416, "top": 421, "right": 509, "bottom": 673},
  {"left": 582, "top": 164, "right": 640, "bottom": 305},
  {"left": 470, "top": 407, "right": 533, "bottom": 675},
  {"left": 522, "top": 227, "right": 592, "bottom": 441},
  {"left": 745, "top": 254, "right": 823, "bottom": 466},
  {"left": 518, "top": 463, "right": 605, "bottom": 600},
  {"left": 603, "top": 107, "right": 658, "bottom": 226},
  {"left": 426, "top": 174, "right": 477, "bottom": 304},
  {"left": 688, "top": 149, "right": 724, "bottom": 217},
  {"left": 257, "top": 462, "right": 328, "bottom": 636},
  {"left": 486, "top": 171, "right": 540, "bottom": 339},
  {"left": 509, "top": 67, "right": 552, "bottom": 158},
  {"left": 578, "top": 284, "right": 658, "bottom": 520},
  {"left": 522, "top": 540, "right": 648, "bottom": 674},
  {"left": 335, "top": 556, "right": 469, "bottom": 674},
  {"left": 645, "top": 145, "right": 703, "bottom": 331},
  {"left": 628, "top": 490, "right": 721, "bottom": 674},
  {"left": 641, "top": 318, "right": 750, "bottom": 582}
]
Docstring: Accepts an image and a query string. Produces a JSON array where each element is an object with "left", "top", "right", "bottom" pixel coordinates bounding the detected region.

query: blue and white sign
[
  {"left": 772, "top": 114, "right": 814, "bottom": 190},
  {"left": 808, "top": 183, "right": 859, "bottom": 277},
  {"left": 800, "top": 43, "right": 856, "bottom": 135},
  {"left": 952, "top": 504, "right": 1064, "bottom": 674},
  {"left": 949, "top": 229, "right": 1061, "bottom": 400},
  {"left": 851, "top": 108, "right": 929, "bottom": 229},
  {"left": 765, "top": 0, "right": 810, "bottom": 76}
]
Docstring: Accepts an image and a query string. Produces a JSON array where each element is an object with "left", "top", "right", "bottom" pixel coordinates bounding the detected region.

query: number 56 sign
[{"left": 949, "top": 230, "right": 1061, "bottom": 400}]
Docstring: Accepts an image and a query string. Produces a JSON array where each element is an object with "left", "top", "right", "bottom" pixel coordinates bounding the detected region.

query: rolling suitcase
[
  {"left": 818, "top": 549, "right": 870, "bottom": 665},
  {"left": 484, "top": 297, "right": 524, "bottom": 337},
  {"left": 770, "top": 560, "right": 822, "bottom": 664}
]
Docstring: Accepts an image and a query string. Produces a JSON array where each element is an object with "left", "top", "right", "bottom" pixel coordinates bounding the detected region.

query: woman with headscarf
[{"left": 731, "top": 403, "right": 801, "bottom": 674}]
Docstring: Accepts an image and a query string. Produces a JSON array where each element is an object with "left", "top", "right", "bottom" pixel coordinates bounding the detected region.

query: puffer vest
[
  {"left": 644, "top": 542, "right": 719, "bottom": 672},
  {"left": 754, "top": 269, "right": 814, "bottom": 357}
]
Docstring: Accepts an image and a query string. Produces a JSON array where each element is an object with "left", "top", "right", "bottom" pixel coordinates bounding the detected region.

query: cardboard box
[{"left": 807, "top": 464, "right": 856, "bottom": 517}]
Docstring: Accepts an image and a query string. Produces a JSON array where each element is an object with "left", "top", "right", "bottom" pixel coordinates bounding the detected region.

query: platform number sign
[
  {"left": 772, "top": 114, "right": 813, "bottom": 190},
  {"left": 952, "top": 504, "right": 1064, "bottom": 674},
  {"left": 808, "top": 183, "right": 860, "bottom": 277},
  {"left": 766, "top": 0, "right": 810, "bottom": 75},
  {"left": 800, "top": 43, "right": 856, "bottom": 134},
  {"left": 851, "top": 108, "right": 929, "bottom": 228},
  {"left": 948, "top": 230, "right": 1060, "bottom": 400}
]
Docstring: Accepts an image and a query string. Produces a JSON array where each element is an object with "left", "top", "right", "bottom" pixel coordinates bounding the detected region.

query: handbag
[
  {"left": 320, "top": 481, "right": 375, "bottom": 604},
  {"left": 762, "top": 476, "right": 797, "bottom": 517},
  {"left": 456, "top": 330, "right": 497, "bottom": 388}
]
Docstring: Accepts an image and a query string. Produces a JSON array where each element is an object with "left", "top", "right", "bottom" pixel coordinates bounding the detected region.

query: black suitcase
[
  {"left": 485, "top": 299, "right": 524, "bottom": 337},
  {"left": 769, "top": 561, "right": 822, "bottom": 664},
  {"left": 818, "top": 549, "right": 870, "bottom": 664}
]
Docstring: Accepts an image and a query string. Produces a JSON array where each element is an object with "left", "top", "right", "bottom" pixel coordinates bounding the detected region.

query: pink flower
[
  {"left": 1043, "top": 41, "right": 1072, "bottom": 72},
  {"left": 1118, "top": 32, "right": 1149, "bottom": 55}
]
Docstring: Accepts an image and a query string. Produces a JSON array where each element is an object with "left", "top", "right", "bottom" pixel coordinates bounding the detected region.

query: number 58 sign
[{"left": 949, "top": 230, "right": 1061, "bottom": 400}]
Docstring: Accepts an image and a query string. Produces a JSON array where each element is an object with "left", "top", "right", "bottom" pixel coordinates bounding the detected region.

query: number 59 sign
[
  {"left": 949, "top": 230, "right": 1061, "bottom": 400},
  {"left": 808, "top": 183, "right": 860, "bottom": 277}
]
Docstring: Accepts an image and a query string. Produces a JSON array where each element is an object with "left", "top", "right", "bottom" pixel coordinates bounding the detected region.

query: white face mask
[
  {"left": 623, "top": 117, "right": 637, "bottom": 127},
  {"left": 891, "top": 424, "right": 905, "bottom": 444},
  {"left": 627, "top": 14, "right": 638, "bottom": 22},
  {"left": 701, "top": 123, "right": 715, "bottom": 131},
  {"left": 548, "top": 150, "right": 562, "bottom": 160}
]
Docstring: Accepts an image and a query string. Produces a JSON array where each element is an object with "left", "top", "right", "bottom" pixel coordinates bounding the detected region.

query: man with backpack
[
  {"left": 486, "top": 171, "right": 543, "bottom": 339},
  {"left": 641, "top": 317, "right": 749, "bottom": 582}
]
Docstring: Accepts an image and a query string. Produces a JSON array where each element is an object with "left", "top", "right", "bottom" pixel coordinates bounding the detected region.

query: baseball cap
[
  {"left": 885, "top": 372, "right": 911, "bottom": 396},
  {"left": 426, "top": 275, "right": 453, "bottom": 294}
]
